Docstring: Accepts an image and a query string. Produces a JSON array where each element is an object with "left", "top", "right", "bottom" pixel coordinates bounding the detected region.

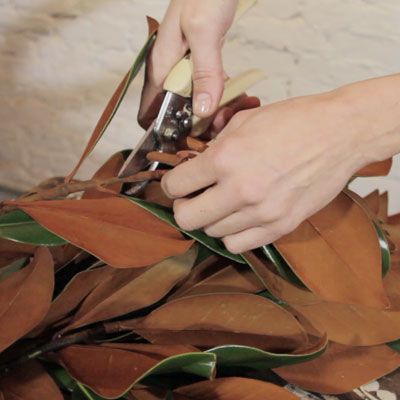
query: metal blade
[{"left": 118, "top": 121, "right": 158, "bottom": 178}]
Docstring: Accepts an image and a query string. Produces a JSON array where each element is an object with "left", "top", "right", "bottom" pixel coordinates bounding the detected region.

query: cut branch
[{"left": 0, "top": 170, "right": 166, "bottom": 213}]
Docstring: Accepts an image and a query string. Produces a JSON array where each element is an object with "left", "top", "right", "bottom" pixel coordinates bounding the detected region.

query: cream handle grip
[
  {"left": 163, "top": 58, "right": 193, "bottom": 97},
  {"left": 162, "top": 0, "right": 258, "bottom": 96},
  {"left": 191, "top": 68, "right": 265, "bottom": 137}
]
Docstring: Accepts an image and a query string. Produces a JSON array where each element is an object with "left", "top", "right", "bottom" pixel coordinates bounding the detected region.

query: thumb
[{"left": 188, "top": 33, "right": 225, "bottom": 118}]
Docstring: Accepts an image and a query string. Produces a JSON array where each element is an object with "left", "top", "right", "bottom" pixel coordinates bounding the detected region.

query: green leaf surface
[
  {"left": 374, "top": 221, "right": 391, "bottom": 276},
  {"left": 207, "top": 339, "right": 327, "bottom": 370},
  {"left": 262, "top": 245, "right": 305, "bottom": 288},
  {"left": 0, "top": 210, "right": 66, "bottom": 246},
  {"left": 143, "top": 352, "right": 216, "bottom": 380},
  {"left": 129, "top": 198, "right": 245, "bottom": 264},
  {"left": 72, "top": 383, "right": 118, "bottom": 400},
  {"left": 66, "top": 24, "right": 158, "bottom": 181},
  {"left": 45, "top": 363, "right": 77, "bottom": 393},
  {"left": 388, "top": 339, "right": 400, "bottom": 353},
  {"left": 0, "top": 258, "right": 27, "bottom": 281}
]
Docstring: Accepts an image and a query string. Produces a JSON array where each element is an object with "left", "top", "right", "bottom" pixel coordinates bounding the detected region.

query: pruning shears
[{"left": 118, "top": 1, "right": 264, "bottom": 195}]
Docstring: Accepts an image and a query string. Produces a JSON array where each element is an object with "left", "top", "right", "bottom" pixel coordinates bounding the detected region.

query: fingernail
[{"left": 194, "top": 92, "right": 211, "bottom": 116}]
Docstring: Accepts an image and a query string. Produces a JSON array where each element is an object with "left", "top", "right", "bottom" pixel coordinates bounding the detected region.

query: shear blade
[{"left": 118, "top": 122, "right": 158, "bottom": 179}]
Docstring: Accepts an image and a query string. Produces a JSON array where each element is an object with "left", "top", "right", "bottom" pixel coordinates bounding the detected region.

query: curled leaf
[
  {"left": 65, "top": 246, "right": 198, "bottom": 331},
  {"left": 275, "top": 342, "right": 400, "bottom": 394},
  {"left": 354, "top": 158, "right": 392, "bottom": 177},
  {"left": 0, "top": 247, "right": 54, "bottom": 352},
  {"left": 174, "top": 377, "right": 298, "bottom": 400},
  {"left": 124, "top": 293, "right": 308, "bottom": 352},
  {"left": 58, "top": 344, "right": 215, "bottom": 398},
  {"left": 243, "top": 250, "right": 400, "bottom": 346},
  {"left": 274, "top": 191, "right": 388, "bottom": 309}
]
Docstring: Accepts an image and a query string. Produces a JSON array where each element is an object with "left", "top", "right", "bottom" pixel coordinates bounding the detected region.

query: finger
[
  {"left": 138, "top": 3, "right": 188, "bottom": 128},
  {"left": 223, "top": 226, "right": 274, "bottom": 254},
  {"left": 210, "top": 107, "right": 235, "bottom": 136},
  {"left": 172, "top": 183, "right": 242, "bottom": 231},
  {"left": 187, "top": 31, "right": 225, "bottom": 118},
  {"left": 204, "top": 208, "right": 259, "bottom": 238},
  {"left": 161, "top": 150, "right": 217, "bottom": 198}
]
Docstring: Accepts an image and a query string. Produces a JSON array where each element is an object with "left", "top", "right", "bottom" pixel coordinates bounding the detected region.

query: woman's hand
[
  {"left": 138, "top": 0, "right": 238, "bottom": 129},
  {"left": 161, "top": 75, "right": 400, "bottom": 253}
]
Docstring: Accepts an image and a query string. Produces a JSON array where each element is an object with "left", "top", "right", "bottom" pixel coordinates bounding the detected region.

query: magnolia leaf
[
  {"left": 169, "top": 263, "right": 263, "bottom": 300},
  {"left": 274, "top": 342, "right": 400, "bottom": 394},
  {"left": 243, "top": 250, "right": 400, "bottom": 346},
  {"left": 363, "top": 189, "right": 380, "bottom": 215},
  {"left": 274, "top": 191, "right": 388, "bottom": 309},
  {"left": 378, "top": 191, "right": 389, "bottom": 222},
  {"left": 12, "top": 197, "right": 193, "bottom": 268},
  {"left": 354, "top": 158, "right": 392, "bottom": 177},
  {"left": 207, "top": 334, "right": 327, "bottom": 370},
  {"left": 66, "top": 18, "right": 159, "bottom": 182},
  {"left": 173, "top": 377, "right": 298, "bottom": 400},
  {"left": 0, "top": 258, "right": 26, "bottom": 282},
  {"left": 123, "top": 293, "right": 307, "bottom": 352},
  {"left": 83, "top": 149, "right": 131, "bottom": 199},
  {"left": 168, "top": 255, "right": 230, "bottom": 301},
  {"left": 64, "top": 246, "right": 198, "bottom": 331},
  {"left": 261, "top": 245, "right": 305, "bottom": 287},
  {"left": 0, "top": 209, "right": 66, "bottom": 246},
  {"left": 374, "top": 220, "right": 391, "bottom": 276},
  {"left": 129, "top": 198, "right": 245, "bottom": 264},
  {"left": 59, "top": 344, "right": 216, "bottom": 399},
  {"left": 0, "top": 360, "right": 63, "bottom": 400},
  {"left": 388, "top": 338, "right": 400, "bottom": 352},
  {"left": 347, "top": 189, "right": 391, "bottom": 276},
  {"left": 0, "top": 238, "right": 35, "bottom": 269},
  {"left": 0, "top": 247, "right": 54, "bottom": 352},
  {"left": 28, "top": 265, "right": 114, "bottom": 337}
]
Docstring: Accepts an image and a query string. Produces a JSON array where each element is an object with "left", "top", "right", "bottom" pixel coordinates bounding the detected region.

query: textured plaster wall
[{"left": 1, "top": 0, "right": 400, "bottom": 210}]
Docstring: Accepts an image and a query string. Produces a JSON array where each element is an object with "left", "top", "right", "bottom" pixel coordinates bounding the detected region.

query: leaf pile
[{"left": 0, "top": 15, "right": 399, "bottom": 400}]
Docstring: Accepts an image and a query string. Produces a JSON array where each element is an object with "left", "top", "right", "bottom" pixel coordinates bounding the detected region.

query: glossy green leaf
[
  {"left": 72, "top": 383, "right": 115, "bottom": 400},
  {"left": 66, "top": 20, "right": 158, "bottom": 181},
  {"left": 345, "top": 189, "right": 391, "bottom": 277},
  {"left": 388, "top": 339, "right": 400, "bottom": 353},
  {"left": 46, "top": 363, "right": 77, "bottom": 393},
  {"left": 144, "top": 352, "right": 216, "bottom": 380},
  {"left": 0, "top": 258, "right": 26, "bottom": 281},
  {"left": 0, "top": 210, "right": 66, "bottom": 246},
  {"left": 129, "top": 198, "right": 245, "bottom": 264},
  {"left": 207, "top": 337, "right": 327, "bottom": 370},
  {"left": 60, "top": 345, "right": 216, "bottom": 398},
  {"left": 374, "top": 221, "right": 391, "bottom": 276},
  {"left": 262, "top": 245, "right": 305, "bottom": 287}
]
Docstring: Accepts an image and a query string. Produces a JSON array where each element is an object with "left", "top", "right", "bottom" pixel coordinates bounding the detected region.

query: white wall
[{"left": 1, "top": 0, "right": 400, "bottom": 210}]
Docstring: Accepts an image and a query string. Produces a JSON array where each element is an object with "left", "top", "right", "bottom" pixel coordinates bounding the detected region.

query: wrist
[{"left": 330, "top": 75, "right": 400, "bottom": 168}]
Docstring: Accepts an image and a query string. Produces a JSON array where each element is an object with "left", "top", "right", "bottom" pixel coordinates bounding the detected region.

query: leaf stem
[
  {"left": 0, "top": 321, "right": 129, "bottom": 375},
  {"left": 0, "top": 170, "right": 166, "bottom": 213}
]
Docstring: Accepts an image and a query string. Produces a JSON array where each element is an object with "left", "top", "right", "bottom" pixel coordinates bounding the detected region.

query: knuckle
[
  {"left": 237, "top": 180, "right": 266, "bottom": 206},
  {"left": 184, "top": 15, "right": 208, "bottom": 33},
  {"left": 211, "top": 142, "right": 237, "bottom": 175},
  {"left": 260, "top": 205, "right": 285, "bottom": 223},
  {"left": 192, "top": 67, "right": 223, "bottom": 87}
]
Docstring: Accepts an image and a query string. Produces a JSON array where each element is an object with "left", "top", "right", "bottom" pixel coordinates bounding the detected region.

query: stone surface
[{"left": 1, "top": 0, "right": 400, "bottom": 210}]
